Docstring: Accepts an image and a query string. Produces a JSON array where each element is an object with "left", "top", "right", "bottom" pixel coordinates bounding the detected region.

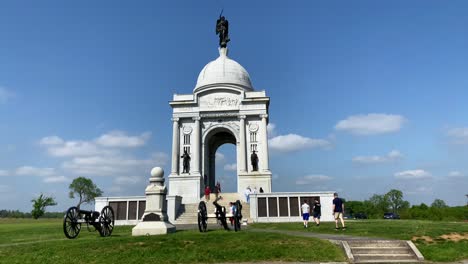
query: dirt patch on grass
[
  {"left": 412, "top": 233, "right": 468, "bottom": 243},
  {"left": 439, "top": 233, "right": 468, "bottom": 242},
  {"left": 412, "top": 235, "right": 434, "bottom": 243}
]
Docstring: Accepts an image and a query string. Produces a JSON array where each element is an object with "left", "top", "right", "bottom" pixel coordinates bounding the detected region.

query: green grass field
[
  {"left": 0, "top": 218, "right": 345, "bottom": 264},
  {"left": 252, "top": 219, "right": 468, "bottom": 262}
]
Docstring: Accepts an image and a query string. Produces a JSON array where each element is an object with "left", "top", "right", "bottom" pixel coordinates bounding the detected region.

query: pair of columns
[
  {"left": 171, "top": 117, "right": 201, "bottom": 175},
  {"left": 238, "top": 114, "right": 269, "bottom": 173},
  {"left": 170, "top": 114, "right": 269, "bottom": 175}
]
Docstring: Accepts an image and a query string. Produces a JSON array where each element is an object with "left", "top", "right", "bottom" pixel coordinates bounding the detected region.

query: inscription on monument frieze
[{"left": 199, "top": 92, "right": 241, "bottom": 111}]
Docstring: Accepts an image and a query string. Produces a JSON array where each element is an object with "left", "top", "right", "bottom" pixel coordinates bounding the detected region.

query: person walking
[
  {"left": 312, "top": 199, "right": 321, "bottom": 226},
  {"left": 332, "top": 192, "right": 346, "bottom": 230},
  {"left": 301, "top": 200, "right": 310, "bottom": 228}
]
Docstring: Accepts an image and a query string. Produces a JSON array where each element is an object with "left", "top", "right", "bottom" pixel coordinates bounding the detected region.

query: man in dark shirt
[
  {"left": 332, "top": 192, "right": 346, "bottom": 230},
  {"left": 312, "top": 199, "right": 321, "bottom": 226}
]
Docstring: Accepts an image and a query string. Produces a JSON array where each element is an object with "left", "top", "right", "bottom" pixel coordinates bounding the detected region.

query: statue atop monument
[{"left": 216, "top": 15, "right": 230, "bottom": 48}]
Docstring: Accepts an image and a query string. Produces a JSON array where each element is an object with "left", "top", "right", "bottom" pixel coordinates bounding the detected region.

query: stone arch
[{"left": 202, "top": 124, "right": 239, "bottom": 189}]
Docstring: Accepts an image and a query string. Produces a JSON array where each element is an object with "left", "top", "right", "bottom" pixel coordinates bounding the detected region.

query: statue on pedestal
[
  {"left": 216, "top": 15, "right": 230, "bottom": 48},
  {"left": 251, "top": 150, "right": 258, "bottom": 171},
  {"left": 181, "top": 150, "right": 191, "bottom": 173}
]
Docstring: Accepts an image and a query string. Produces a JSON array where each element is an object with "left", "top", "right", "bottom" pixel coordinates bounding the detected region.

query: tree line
[{"left": 346, "top": 189, "right": 468, "bottom": 221}]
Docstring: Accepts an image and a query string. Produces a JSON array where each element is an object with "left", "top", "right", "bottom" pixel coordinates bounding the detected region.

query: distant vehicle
[
  {"left": 343, "top": 213, "right": 353, "bottom": 219},
  {"left": 354, "top": 212, "right": 368, "bottom": 219},
  {"left": 384, "top": 212, "right": 400, "bottom": 219}
]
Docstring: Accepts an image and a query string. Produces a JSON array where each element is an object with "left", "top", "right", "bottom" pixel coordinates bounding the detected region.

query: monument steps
[
  {"left": 345, "top": 240, "right": 423, "bottom": 263},
  {"left": 173, "top": 193, "right": 251, "bottom": 225}
]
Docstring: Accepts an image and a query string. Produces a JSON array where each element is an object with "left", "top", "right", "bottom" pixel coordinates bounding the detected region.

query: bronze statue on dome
[{"left": 216, "top": 15, "right": 230, "bottom": 48}]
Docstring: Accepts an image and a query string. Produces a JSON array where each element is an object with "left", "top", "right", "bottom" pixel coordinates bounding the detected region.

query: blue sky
[{"left": 1, "top": 0, "right": 467, "bottom": 211}]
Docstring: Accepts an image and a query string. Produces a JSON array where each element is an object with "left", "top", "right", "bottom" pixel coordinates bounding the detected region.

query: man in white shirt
[{"left": 301, "top": 200, "right": 310, "bottom": 228}]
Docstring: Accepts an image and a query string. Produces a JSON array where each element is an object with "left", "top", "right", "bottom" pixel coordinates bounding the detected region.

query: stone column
[
  {"left": 261, "top": 114, "right": 270, "bottom": 172},
  {"left": 171, "top": 118, "right": 180, "bottom": 175},
  {"left": 239, "top": 115, "right": 247, "bottom": 172},
  {"left": 192, "top": 117, "right": 201, "bottom": 174}
]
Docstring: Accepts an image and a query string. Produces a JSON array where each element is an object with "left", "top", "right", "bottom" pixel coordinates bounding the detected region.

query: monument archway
[
  {"left": 168, "top": 47, "right": 272, "bottom": 204},
  {"left": 203, "top": 125, "right": 237, "bottom": 190}
]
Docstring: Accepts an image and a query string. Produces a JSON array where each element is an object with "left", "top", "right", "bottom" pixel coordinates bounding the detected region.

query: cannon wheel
[
  {"left": 234, "top": 200, "right": 242, "bottom": 232},
  {"left": 98, "top": 206, "right": 115, "bottom": 237},
  {"left": 63, "top": 206, "right": 81, "bottom": 239},
  {"left": 197, "top": 201, "right": 207, "bottom": 232}
]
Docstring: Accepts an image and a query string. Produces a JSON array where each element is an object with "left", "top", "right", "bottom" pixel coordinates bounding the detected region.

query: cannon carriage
[
  {"left": 63, "top": 206, "right": 115, "bottom": 239},
  {"left": 197, "top": 198, "right": 243, "bottom": 232}
]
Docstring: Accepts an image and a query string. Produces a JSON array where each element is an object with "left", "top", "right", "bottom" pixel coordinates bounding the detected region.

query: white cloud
[
  {"left": 269, "top": 134, "right": 331, "bottom": 153},
  {"left": 114, "top": 176, "right": 142, "bottom": 185},
  {"left": 39, "top": 136, "right": 64, "bottom": 146},
  {"left": 96, "top": 131, "right": 151, "bottom": 148},
  {"left": 353, "top": 150, "right": 403, "bottom": 164},
  {"left": 448, "top": 171, "right": 465, "bottom": 178},
  {"left": 43, "top": 176, "right": 69, "bottom": 183},
  {"left": 0, "top": 87, "right": 14, "bottom": 104},
  {"left": 0, "top": 170, "right": 8, "bottom": 176},
  {"left": 335, "top": 113, "right": 406, "bottom": 135},
  {"left": 216, "top": 152, "right": 225, "bottom": 162},
  {"left": 62, "top": 155, "right": 155, "bottom": 176},
  {"left": 224, "top": 163, "right": 237, "bottom": 171},
  {"left": 267, "top": 123, "right": 277, "bottom": 138},
  {"left": 16, "top": 166, "right": 56, "bottom": 177},
  {"left": 395, "top": 169, "right": 432, "bottom": 180},
  {"left": 296, "top": 174, "right": 333, "bottom": 185},
  {"left": 447, "top": 127, "right": 468, "bottom": 144},
  {"left": 43, "top": 140, "right": 110, "bottom": 157}
]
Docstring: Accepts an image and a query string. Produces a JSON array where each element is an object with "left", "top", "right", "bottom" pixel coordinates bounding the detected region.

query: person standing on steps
[
  {"left": 332, "top": 192, "right": 346, "bottom": 230},
  {"left": 301, "top": 200, "right": 310, "bottom": 228},
  {"left": 312, "top": 199, "right": 321, "bottom": 226},
  {"left": 204, "top": 185, "right": 211, "bottom": 201}
]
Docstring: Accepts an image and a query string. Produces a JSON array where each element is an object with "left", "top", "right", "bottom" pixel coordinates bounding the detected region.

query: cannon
[
  {"left": 197, "top": 198, "right": 242, "bottom": 232},
  {"left": 63, "top": 206, "right": 115, "bottom": 239}
]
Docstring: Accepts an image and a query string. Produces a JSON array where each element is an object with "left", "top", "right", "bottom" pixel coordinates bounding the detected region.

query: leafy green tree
[
  {"left": 31, "top": 194, "right": 57, "bottom": 219},
  {"left": 385, "top": 189, "right": 409, "bottom": 213},
  {"left": 431, "top": 198, "right": 448, "bottom": 208},
  {"left": 69, "top": 177, "right": 103, "bottom": 208},
  {"left": 368, "top": 194, "right": 389, "bottom": 213}
]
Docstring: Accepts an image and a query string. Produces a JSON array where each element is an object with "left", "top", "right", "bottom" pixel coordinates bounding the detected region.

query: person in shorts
[
  {"left": 332, "top": 192, "right": 346, "bottom": 230},
  {"left": 312, "top": 199, "right": 321, "bottom": 226},
  {"left": 301, "top": 200, "right": 310, "bottom": 228}
]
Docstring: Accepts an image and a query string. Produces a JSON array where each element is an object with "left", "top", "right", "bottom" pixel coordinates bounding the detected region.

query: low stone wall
[{"left": 249, "top": 191, "right": 335, "bottom": 223}]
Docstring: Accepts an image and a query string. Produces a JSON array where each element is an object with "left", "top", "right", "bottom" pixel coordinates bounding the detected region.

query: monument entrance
[{"left": 168, "top": 16, "right": 272, "bottom": 203}]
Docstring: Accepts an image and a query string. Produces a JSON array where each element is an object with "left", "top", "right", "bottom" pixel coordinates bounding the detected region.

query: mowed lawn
[
  {"left": 253, "top": 219, "right": 468, "bottom": 262},
  {"left": 0, "top": 218, "right": 345, "bottom": 264}
]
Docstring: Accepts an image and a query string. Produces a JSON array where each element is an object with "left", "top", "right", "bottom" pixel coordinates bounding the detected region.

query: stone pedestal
[{"left": 132, "top": 167, "right": 176, "bottom": 236}]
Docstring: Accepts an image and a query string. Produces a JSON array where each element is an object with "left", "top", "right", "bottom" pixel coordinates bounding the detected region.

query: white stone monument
[
  {"left": 169, "top": 47, "right": 272, "bottom": 204},
  {"left": 132, "top": 167, "right": 176, "bottom": 236}
]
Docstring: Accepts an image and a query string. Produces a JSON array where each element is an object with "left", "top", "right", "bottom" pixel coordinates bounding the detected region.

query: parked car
[
  {"left": 383, "top": 212, "right": 400, "bottom": 219},
  {"left": 354, "top": 212, "right": 368, "bottom": 219}
]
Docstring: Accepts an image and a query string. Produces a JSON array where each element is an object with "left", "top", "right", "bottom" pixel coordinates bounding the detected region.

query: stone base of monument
[
  {"left": 132, "top": 221, "right": 176, "bottom": 236},
  {"left": 132, "top": 167, "right": 177, "bottom": 236}
]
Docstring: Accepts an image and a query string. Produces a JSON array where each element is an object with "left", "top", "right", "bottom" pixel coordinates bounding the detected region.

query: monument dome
[{"left": 194, "top": 48, "right": 253, "bottom": 92}]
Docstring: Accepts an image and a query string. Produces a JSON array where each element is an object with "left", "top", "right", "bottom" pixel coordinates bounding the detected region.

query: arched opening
[
  {"left": 203, "top": 128, "right": 237, "bottom": 192},
  {"left": 215, "top": 143, "right": 237, "bottom": 193}
]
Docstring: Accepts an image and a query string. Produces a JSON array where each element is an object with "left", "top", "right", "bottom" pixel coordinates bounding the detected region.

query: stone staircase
[
  {"left": 344, "top": 240, "right": 424, "bottom": 263},
  {"left": 173, "top": 193, "right": 250, "bottom": 225}
]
